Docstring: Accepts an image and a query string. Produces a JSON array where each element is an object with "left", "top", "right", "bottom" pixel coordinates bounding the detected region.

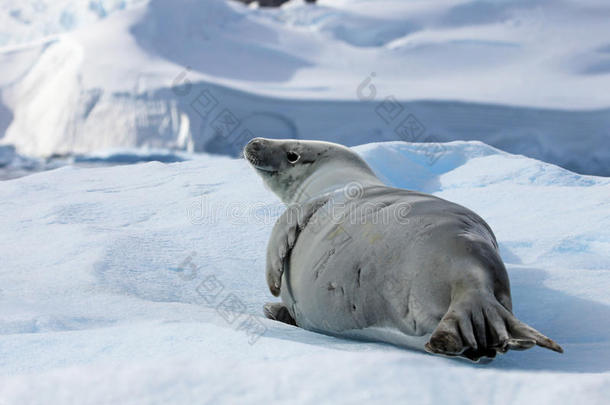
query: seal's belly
[
  {"left": 284, "top": 220, "right": 427, "bottom": 337},
  {"left": 283, "top": 209, "right": 437, "bottom": 336}
]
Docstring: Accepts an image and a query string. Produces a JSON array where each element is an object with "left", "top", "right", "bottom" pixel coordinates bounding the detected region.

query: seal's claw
[{"left": 506, "top": 338, "right": 536, "bottom": 351}]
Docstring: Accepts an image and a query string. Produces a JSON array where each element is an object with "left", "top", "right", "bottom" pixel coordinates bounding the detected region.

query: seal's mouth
[{"left": 244, "top": 149, "right": 278, "bottom": 174}]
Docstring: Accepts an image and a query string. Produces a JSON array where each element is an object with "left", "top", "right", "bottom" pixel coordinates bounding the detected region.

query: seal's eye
[{"left": 286, "top": 151, "right": 300, "bottom": 164}]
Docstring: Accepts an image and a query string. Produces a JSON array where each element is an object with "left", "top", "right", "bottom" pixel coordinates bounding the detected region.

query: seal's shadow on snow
[{"left": 477, "top": 265, "right": 610, "bottom": 373}]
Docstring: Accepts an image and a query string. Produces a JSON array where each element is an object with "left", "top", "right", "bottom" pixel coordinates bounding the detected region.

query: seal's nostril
[{"left": 246, "top": 138, "right": 262, "bottom": 150}]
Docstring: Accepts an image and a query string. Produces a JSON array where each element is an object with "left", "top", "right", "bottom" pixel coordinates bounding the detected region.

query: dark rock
[{"left": 232, "top": 0, "right": 316, "bottom": 8}]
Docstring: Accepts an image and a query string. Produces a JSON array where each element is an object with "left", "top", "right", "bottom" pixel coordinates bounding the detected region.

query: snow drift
[
  {"left": 0, "top": 141, "right": 609, "bottom": 404},
  {"left": 0, "top": 0, "right": 609, "bottom": 175}
]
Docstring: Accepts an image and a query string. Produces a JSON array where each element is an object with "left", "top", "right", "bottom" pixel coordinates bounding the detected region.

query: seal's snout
[
  {"left": 244, "top": 138, "right": 277, "bottom": 172},
  {"left": 244, "top": 137, "right": 266, "bottom": 159},
  {"left": 244, "top": 137, "right": 262, "bottom": 163},
  {"left": 246, "top": 137, "right": 264, "bottom": 150}
]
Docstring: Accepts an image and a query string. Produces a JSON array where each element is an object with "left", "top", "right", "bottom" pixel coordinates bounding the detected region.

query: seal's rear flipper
[
  {"left": 263, "top": 302, "right": 297, "bottom": 326},
  {"left": 424, "top": 292, "right": 563, "bottom": 362}
]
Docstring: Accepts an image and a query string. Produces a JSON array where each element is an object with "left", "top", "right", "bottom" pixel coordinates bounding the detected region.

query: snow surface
[
  {"left": 0, "top": 141, "right": 609, "bottom": 404},
  {"left": 0, "top": 0, "right": 146, "bottom": 47},
  {"left": 0, "top": 0, "right": 609, "bottom": 175}
]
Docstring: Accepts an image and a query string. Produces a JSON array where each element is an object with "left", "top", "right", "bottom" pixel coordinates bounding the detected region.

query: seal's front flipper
[
  {"left": 424, "top": 292, "right": 563, "bottom": 362},
  {"left": 266, "top": 197, "right": 329, "bottom": 296},
  {"left": 263, "top": 302, "right": 297, "bottom": 326}
]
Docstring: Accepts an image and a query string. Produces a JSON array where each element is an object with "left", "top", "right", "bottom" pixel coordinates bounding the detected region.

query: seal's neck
[{"left": 290, "top": 162, "right": 384, "bottom": 204}]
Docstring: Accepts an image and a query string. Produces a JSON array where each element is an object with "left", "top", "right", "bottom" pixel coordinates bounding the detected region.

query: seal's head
[{"left": 244, "top": 138, "right": 381, "bottom": 203}]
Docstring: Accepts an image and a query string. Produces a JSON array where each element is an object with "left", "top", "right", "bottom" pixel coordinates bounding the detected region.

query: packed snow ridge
[{"left": 0, "top": 0, "right": 609, "bottom": 175}]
